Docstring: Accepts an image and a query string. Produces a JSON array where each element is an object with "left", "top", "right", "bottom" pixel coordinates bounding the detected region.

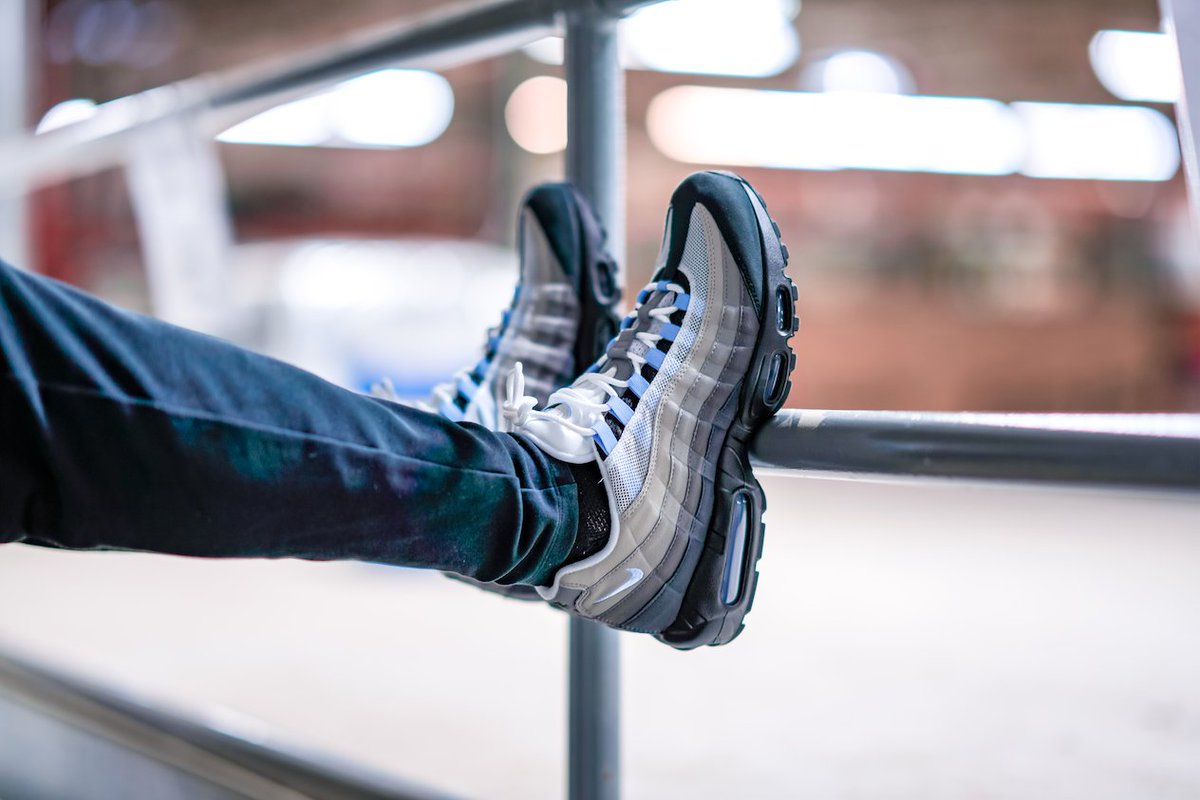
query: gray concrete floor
[{"left": 1, "top": 474, "right": 1199, "bottom": 799}]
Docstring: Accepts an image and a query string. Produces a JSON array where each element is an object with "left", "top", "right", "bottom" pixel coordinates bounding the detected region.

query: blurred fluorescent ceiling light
[
  {"left": 218, "top": 96, "right": 328, "bottom": 147},
  {"left": 331, "top": 70, "right": 455, "bottom": 147},
  {"left": 524, "top": 0, "right": 800, "bottom": 78},
  {"left": 648, "top": 87, "right": 1024, "bottom": 175},
  {"left": 36, "top": 98, "right": 98, "bottom": 133},
  {"left": 1089, "top": 30, "right": 1180, "bottom": 103},
  {"left": 521, "top": 37, "right": 565, "bottom": 65},
  {"left": 648, "top": 86, "right": 1179, "bottom": 181},
  {"left": 1014, "top": 102, "right": 1179, "bottom": 181},
  {"left": 625, "top": 0, "right": 799, "bottom": 76},
  {"left": 218, "top": 69, "right": 453, "bottom": 148},
  {"left": 804, "top": 49, "right": 914, "bottom": 94},
  {"left": 505, "top": 76, "right": 567, "bottom": 154}
]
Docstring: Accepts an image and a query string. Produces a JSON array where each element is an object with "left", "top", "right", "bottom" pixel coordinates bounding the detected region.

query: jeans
[{"left": 0, "top": 259, "right": 580, "bottom": 586}]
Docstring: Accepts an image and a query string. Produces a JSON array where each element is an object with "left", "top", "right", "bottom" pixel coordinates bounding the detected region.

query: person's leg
[{"left": 0, "top": 259, "right": 579, "bottom": 586}]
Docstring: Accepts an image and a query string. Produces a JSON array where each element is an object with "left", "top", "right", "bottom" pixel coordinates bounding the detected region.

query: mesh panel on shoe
[{"left": 606, "top": 211, "right": 712, "bottom": 513}]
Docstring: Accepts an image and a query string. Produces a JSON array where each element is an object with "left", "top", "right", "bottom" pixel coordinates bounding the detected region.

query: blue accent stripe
[
  {"left": 636, "top": 289, "right": 650, "bottom": 304},
  {"left": 644, "top": 347, "right": 665, "bottom": 370},
  {"left": 440, "top": 400, "right": 464, "bottom": 422},
  {"left": 607, "top": 396, "right": 634, "bottom": 425},
  {"left": 628, "top": 373, "right": 650, "bottom": 398},
  {"left": 659, "top": 323, "right": 681, "bottom": 342},
  {"left": 674, "top": 293, "right": 690, "bottom": 311},
  {"left": 456, "top": 374, "right": 478, "bottom": 400},
  {"left": 656, "top": 279, "right": 670, "bottom": 291},
  {"left": 592, "top": 421, "right": 618, "bottom": 455},
  {"left": 620, "top": 316, "right": 635, "bottom": 330}
]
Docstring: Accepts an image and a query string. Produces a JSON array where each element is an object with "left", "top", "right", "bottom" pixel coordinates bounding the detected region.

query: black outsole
[{"left": 656, "top": 172, "right": 798, "bottom": 650}]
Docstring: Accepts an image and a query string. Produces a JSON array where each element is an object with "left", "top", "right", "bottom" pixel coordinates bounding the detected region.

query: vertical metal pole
[
  {"left": 564, "top": 7, "right": 623, "bottom": 800},
  {"left": 0, "top": 0, "right": 32, "bottom": 267},
  {"left": 1162, "top": 0, "right": 1200, "bottom": 233}
]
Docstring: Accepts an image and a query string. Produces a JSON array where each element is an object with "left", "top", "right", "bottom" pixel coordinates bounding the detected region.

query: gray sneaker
[
  {"left": 417, "top": 183, "right": 621, "bottom": 427},
  {"left": 505, "top": 171, "right": 798, "bottom": 648},
  {"left": 406, "top": 183, "right": 621, "bottom": 600}
]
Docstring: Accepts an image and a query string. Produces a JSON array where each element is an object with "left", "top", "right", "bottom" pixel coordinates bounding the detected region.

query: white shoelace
[
  {"left": 370, "top": 376, "right": 402, "bottom": 403},
  {"left": 501, "top": 280, "right": 686, "bottom": 437},
  {"left": 371, "top": 370, "right": 472, "bottom": 415},
  {"left": 419, "top": 368, "right": 476, "bottom": 414}
]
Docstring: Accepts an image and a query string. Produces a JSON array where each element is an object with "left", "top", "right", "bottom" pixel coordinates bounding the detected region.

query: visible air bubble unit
[
  {"left": 776, "top": 285, "right": 794, "bottom": 333},
  {"left": 720, "top": 491, "right": 752, "bottom": 605},
  {"left": 763, "top": 351, "right": 788, "bottom": 406}
]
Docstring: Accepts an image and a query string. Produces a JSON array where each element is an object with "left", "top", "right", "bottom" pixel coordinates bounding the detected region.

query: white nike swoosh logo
[{"left": 595, "top": 567, "right": 644, "bottom": 604}]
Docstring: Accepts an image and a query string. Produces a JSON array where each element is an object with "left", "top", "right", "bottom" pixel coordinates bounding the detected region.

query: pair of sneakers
[{"left": 416, "top": 172, "right": 797, "bottom": 649}]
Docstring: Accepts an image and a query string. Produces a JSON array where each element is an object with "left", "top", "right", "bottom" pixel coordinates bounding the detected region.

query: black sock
[{"left": 566, "top": 460, "right": 611, "bottom": 563}]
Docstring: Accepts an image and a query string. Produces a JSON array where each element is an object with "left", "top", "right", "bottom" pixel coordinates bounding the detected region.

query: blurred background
[
  {"left": 2, "top": 1, "right": 1200, "bottom": 799},
  {"left": 11, "top": 0, "right": 1200, "bottom": 411}
]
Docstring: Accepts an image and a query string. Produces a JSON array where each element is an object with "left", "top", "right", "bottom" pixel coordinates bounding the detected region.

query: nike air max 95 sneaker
[
  {"left": 505, "top": 171, "right": 798, "bottom": 648},
  {"left": 379, "top": 183, "right": 621, "bottom": 429},
  {"left": 403, "top": 183, "right": 621, "bottom": 600}
]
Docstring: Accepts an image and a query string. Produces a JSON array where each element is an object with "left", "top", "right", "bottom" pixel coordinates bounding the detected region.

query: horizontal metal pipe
[
  {"left": 0, "top": 647, "right": 463, "bottom": 800},
  {"left": 752, "top": 410, "right": 1200, "bottom": 491},
  {"left": 0, "top": 0, "right": 660, "bottom": 194}
]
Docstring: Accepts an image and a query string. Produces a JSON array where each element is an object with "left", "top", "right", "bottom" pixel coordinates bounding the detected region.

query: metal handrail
[
  {"left": 1162, "top": 0, "right": 1200, "bottom": 228},
  {"left": 564, "top": 9, "right": 624, "bottom": 800},
  {"left": 0, "top": 646, "right": 463, "bottom": 800},
  {"left": 0, "top": 0, "right": 655, "bottom": 195},
  {"left": 754, "top": 410, "right": 1200, "bottom": 491}
]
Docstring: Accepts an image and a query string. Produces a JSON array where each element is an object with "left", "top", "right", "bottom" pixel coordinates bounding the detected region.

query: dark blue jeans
[{"left": 0, "top": 259, "right": 579, "bottom": 585}]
